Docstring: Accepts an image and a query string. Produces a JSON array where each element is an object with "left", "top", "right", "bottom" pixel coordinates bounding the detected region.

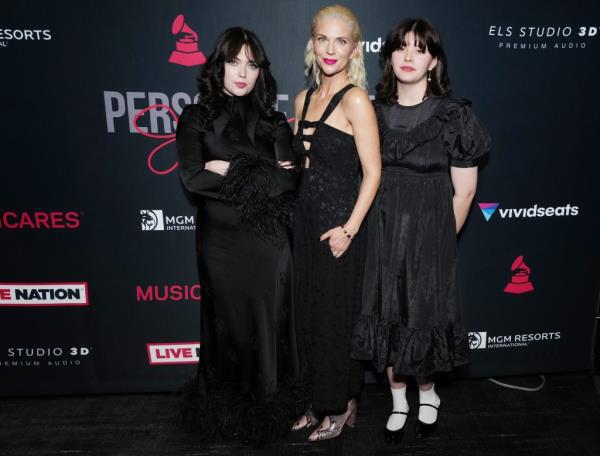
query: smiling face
[
  {"left": 311, "top": 16, "right": 357, "bottom": 79},
  {"left": 223, "top": 45, "right": 260, "bottom": 97},
  {"left": 390, "top": 31, "right": 438, "bottom": 86}
]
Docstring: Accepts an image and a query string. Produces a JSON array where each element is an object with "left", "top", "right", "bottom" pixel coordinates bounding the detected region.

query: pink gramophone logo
[
  {"left": 168, "top": 14, "right": 206, "bottom": 67},
  {"left": 504, "top": 255, "right": 535, "bottom": 294}
]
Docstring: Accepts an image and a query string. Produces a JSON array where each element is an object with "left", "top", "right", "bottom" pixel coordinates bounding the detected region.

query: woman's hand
[
  {"left": 320, "top": 226, "right": 354, "bottom": 258},
  {"left": 204, "top": 160, "right": 230, "bottom": 176}
]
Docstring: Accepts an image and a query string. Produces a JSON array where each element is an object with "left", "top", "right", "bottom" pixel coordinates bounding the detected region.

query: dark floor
[{"left": 1, "top": 373, "right": 600, "bottom": 456}]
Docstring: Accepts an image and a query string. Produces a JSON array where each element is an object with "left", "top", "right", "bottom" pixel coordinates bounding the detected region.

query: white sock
[
  {"left": 418, "top": 385, "right": 440, "bottom": 424},
  {"left": 386, "top": 386, "right": 409, "bottom": 431}
]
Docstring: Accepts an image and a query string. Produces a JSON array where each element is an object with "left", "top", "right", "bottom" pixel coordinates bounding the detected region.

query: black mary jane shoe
[
  {"left": 384, "top": 411, "right": 408, "bottom": 444},
  {"left": 414, "top": 403, "right": 439, "bottom": 439}
]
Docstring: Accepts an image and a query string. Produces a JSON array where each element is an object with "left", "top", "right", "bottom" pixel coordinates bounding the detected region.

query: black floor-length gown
[
  {"left": 176, "top": 95, "right": 304, "bottom": 445},
  {"left": 352, "top": 96, "right": 490, "bottom": 376},
  {"left": 293, "top": 84, "right": 365, "bottom": 416}
]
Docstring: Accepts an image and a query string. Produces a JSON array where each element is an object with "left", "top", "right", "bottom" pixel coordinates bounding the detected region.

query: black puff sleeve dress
[{"left": 352, "top": 96, "right": 490, "bottom": 376}]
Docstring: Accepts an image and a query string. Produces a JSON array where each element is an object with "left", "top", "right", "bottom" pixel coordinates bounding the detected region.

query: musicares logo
[
  {"left": 146, "top": 342, "right": 200, "bottom": 365},
  {"left": 136, "top": 284, "right": 201, "bottom": 302},
  {"left": 478, "top": 202, "right": 579, "bottom": 221},
  {"left": 0, "top": 211, "right": 81, "bottom": 229}
]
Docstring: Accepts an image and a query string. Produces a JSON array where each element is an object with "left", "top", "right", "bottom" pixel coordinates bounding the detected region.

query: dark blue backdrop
[{"left": 1, "top": 0, "right": 599, "bottom": 395}]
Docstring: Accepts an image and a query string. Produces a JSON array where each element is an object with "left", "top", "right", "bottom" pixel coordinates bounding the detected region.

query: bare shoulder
[{"left": 342, "top": 87, "right": 374, "bottom": 115}]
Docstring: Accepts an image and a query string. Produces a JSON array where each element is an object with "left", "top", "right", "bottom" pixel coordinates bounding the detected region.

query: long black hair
[
  {"left": 376, "top": 18, "right": 451, "bottom": 103},
  {"left": 197, "top": 27, "right": 277, "bottom": 122}
]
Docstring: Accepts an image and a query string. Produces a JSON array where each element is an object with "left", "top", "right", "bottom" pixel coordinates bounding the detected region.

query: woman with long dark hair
[
  {"left": 176, "top": 27, "right": 302, "bottom": 446},
  {"left": 352, "top": 18, "right": 490, "bottom": 443},
  {"left": 290, "top": 5, "right": 381, "bottom": 441}
]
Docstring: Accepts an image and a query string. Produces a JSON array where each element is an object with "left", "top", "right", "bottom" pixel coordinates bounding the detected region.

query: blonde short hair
[{"left": 304, "top": 4, "right": 367, "bottom": 89}]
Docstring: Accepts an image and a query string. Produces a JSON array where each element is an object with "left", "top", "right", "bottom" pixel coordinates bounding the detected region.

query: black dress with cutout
[{"left": 292, "top": 84, "right": 365, "bottom": 416}]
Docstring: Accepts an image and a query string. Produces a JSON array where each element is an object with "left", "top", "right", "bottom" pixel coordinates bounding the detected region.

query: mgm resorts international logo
[
  {"left": 140, "top": 209, "right": 195, "bottom": 231},
  {"left": 488, "top": 25, "right": 599, "bottom": 51},
  {"left": 1, "top": 346, "right": 92, "bottom": 368},
  {"left": 468, "top": 331, "right": 561, "bottom": 350},
  {"left": 0, "top": 28, "right": 52, "bottom": 48}
]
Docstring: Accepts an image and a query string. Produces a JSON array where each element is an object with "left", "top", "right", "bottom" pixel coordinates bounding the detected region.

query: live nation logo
[
  {"left": 0, "top": 283, "right": 89, "bottom": 307},
  {"left": 147, "top": 342, "right": 200, "bottom": 365},
  {"left": 140, "top": 210, "right": 195, "bottom": 231}
]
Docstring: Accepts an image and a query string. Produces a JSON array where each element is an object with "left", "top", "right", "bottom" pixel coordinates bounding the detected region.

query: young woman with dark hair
[
  {"left": 351, "top": 18, "right": 490, "bottom": 444},
  {"left": 176, "top": 27, "right": 303, "bottom": 446}
]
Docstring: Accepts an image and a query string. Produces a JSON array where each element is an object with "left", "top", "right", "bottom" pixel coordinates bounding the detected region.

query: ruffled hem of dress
[
  {"left": 178, "top": 367, "right": 308, "bottom": 447},
  {"left": 351, "top": 314, "right": 471, "bottom": 377}
]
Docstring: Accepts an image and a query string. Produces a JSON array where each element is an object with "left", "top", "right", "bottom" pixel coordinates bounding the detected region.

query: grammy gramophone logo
[
  {"left": 168, "top": 14, "right": 207, "bottom": 67},
  {"left": 504, "top": 255, "right": 535, "bottom": 294}
]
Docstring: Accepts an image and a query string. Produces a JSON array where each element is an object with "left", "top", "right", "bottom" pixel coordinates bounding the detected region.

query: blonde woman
[{"left": 290, "top": 4, "right": 381, "bottom": 441}]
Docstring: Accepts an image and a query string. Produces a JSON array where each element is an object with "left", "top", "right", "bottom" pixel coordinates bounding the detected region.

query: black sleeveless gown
[{"left": 293, "top": 84, "right": 365, "bottom": 416}]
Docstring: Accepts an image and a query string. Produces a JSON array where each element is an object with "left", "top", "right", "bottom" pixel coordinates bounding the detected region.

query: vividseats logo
[
  {"left": 478, "top": 202, "right": 579, "bottom": 221},
  {"left": 140, "top": 210, "right": 195, "bottom": 231},
  {"left": 361, "top": 37, "right": 384, "bottom": 53},
  {"left": 0, "top": 283, "right": 89, "bottom": 307},
  {"left": 147, "top": 342, "right": 200, "bottom": 365},
  {"left": 468, "top": 330, "right": 561, "bottom": 350},
  {"left": 0, "top": 211, "right": 81, "bottom": 229}
]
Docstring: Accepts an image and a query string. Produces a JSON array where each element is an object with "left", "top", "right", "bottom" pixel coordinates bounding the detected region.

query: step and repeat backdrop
[{"left": 1, "top": 0, "right": 599, "bottom": 395}]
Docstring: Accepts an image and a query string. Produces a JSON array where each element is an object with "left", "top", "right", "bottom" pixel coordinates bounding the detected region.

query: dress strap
[
  {"left": 299, "top": 87, "right": 315, "bottom": 124},
  {"left": 318, "top": 84, "right": 355, "bottom": 123}
]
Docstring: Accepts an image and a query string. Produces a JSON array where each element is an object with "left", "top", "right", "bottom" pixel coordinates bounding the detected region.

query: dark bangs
[
  {"left": 218, "top": 27, "right": 269, "bottom": 69},
  {"left": 376, "top": 18, "right": 451, "bottom": 103},
  {"left": 196, "top": 27, "right": 277, "bottom": 121}
]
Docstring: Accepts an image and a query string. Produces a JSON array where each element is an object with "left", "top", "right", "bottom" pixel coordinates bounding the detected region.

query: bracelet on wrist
[{"left": 341, "top": 225, "right": 355, "bottom": 240}]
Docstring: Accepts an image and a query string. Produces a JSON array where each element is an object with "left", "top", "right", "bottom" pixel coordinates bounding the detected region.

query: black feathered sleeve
[{"left": 220, "top": 111, "right": 298, "bottom": 245}]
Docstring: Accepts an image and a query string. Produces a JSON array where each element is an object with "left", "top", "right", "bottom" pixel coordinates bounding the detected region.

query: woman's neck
[
  {"left": 396, "top": 80, "right": 428, "bottom": 106},
  {"left": 317, "top": 71, "right": 350, "bottom": 98}
]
